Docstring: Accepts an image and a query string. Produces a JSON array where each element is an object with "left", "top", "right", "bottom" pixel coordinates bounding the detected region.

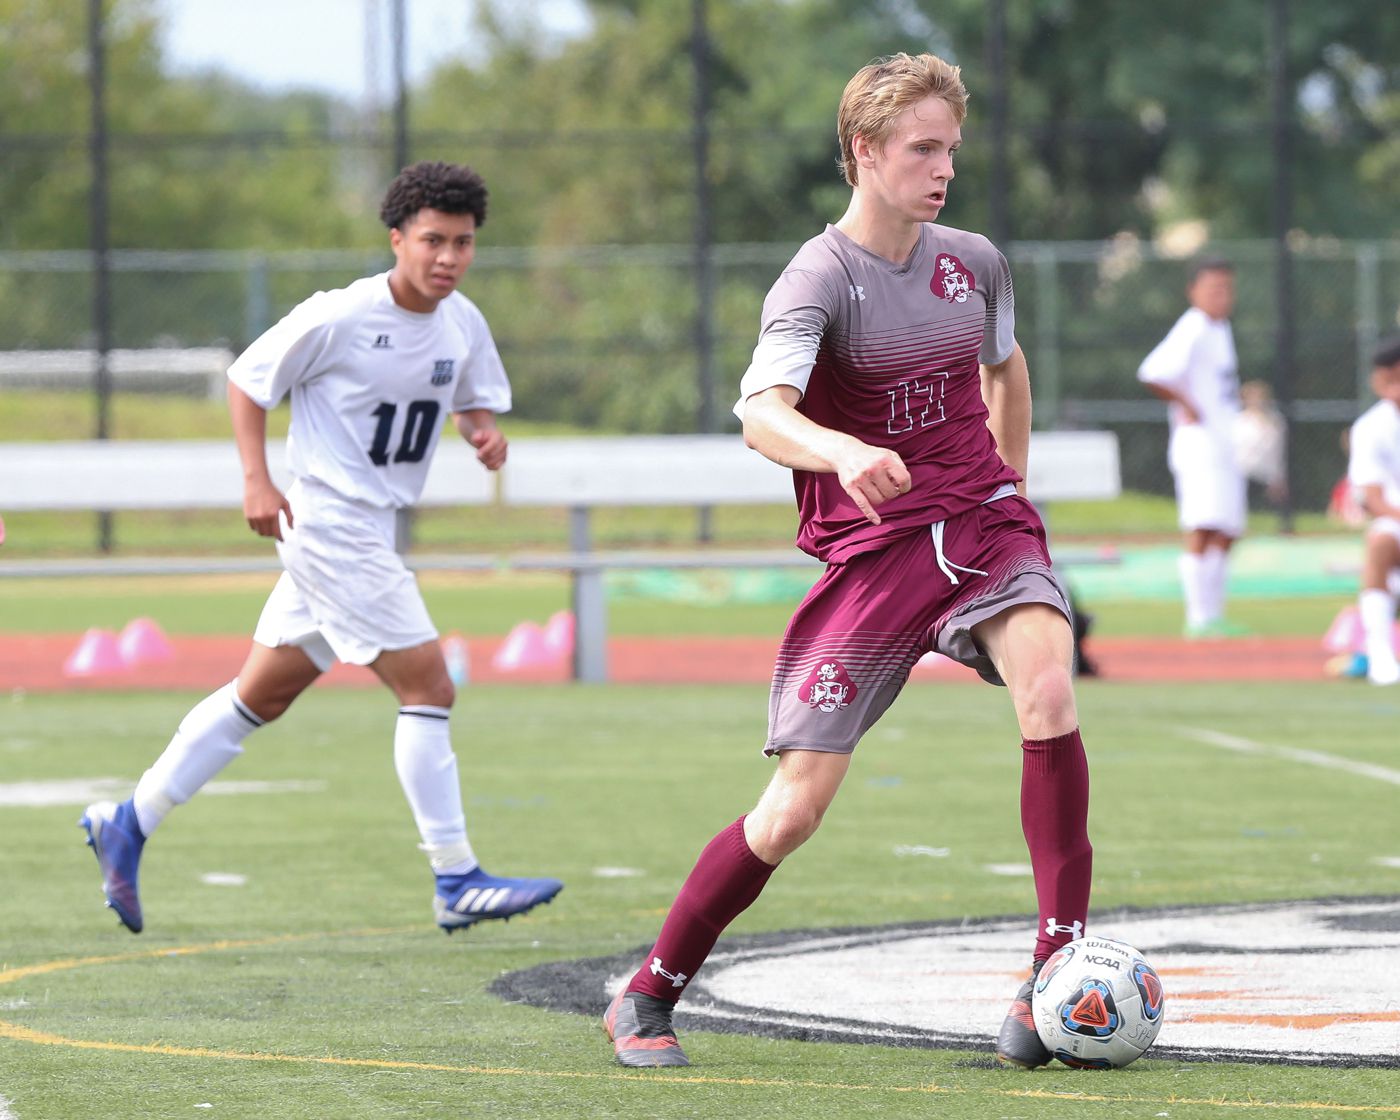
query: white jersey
[
  {"left": 1348, "top": 398, "right": 1400, "bottom": 511},
  {"left": 1137, "top": 306, "right": 1240, "bottom": 450},
  {"left": 228, "top": 272, "right": 511, "bottom": 509}
]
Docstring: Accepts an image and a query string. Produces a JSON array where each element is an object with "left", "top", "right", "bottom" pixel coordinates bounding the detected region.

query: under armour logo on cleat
[
  {"left": 649, "top": 956, "right": 688, "bottom": 989},
  {"left": 1045, "top": 918, "right": 1084, "bottom": 939}
]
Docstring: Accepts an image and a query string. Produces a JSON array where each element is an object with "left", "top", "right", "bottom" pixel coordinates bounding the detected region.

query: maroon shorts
[{"left": 763, "top": 494, "right": 1072, "bottom": 756}]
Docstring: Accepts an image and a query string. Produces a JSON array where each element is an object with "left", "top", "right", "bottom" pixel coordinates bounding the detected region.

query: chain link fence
[{"left": 2, "top": 236, "right": 1399, "bottom": 547}]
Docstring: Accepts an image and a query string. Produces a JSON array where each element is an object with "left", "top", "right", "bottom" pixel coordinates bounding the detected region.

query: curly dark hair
[{"left": 379, "top": 161, "right": 488, "bottom": 230}]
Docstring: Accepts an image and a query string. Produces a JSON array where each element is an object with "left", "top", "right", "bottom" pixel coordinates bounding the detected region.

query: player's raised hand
[
  {"left": 469, "top": 426, "right": 508, "bottom": 471},
  {"left": 242, "top": 476, "right": 293, "bottom": 541},
  {"left": 835, "top": 442, "right": 911, "bottom": 525}
]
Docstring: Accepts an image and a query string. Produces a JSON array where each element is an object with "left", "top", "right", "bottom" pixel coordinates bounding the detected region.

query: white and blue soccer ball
[{"left": 1031, "top": 935, "right": 1165, "bottom": 1069}]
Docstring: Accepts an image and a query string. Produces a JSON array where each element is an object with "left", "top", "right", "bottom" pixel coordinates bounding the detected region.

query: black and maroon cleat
[
  {"left": 603, "top": 989, "right": 690, "bottom": 1068},
  {"left": 995, "top": 960, "right": 1052, "bottom": 1069}
]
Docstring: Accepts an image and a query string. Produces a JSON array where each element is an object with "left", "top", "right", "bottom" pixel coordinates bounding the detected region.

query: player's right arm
[
  {"left": 1138, "top": 314, "right": 1202, "bottom": 423},
  {"left": 742, "top": 385, "right": 909, "bottom": 525},
  {"left": 228, "top": 382, "right": 293, "bottom": 540}
]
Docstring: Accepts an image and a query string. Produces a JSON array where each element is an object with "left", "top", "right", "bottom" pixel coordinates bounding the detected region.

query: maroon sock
[
  {"left": 1021, "top": 728, "right": 1093, "bottom": 961},
  {"left": 627, "top": 816, "right": 777, "bottom": 1003}
]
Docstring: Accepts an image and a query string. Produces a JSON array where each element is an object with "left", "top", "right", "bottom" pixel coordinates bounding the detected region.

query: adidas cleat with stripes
[
  {"left": 79, "top": 798, "right": 147, "bottom": 934},
  {"left": 603, "top": 989, "right": 690, "bottom": 1067},
  {"left": 433, "top": 867, "right": 563, "bottom": 933},
  {"left": 995, "top": 960, "right": 1051, "bottom": 1069}
]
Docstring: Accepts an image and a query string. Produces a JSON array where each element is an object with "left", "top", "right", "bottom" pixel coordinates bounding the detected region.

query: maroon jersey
[{"left": 736, "top": 223, "right": 1020, "bottom": 562}]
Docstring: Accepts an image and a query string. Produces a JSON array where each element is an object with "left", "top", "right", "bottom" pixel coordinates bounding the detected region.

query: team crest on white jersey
[
  {"left": 931, "top": 253, "right": 974, "bottom": 304},
  {"left": 798, "top": 659, "right": 857, "bottom": 714},
  {"left": 431, "top": 359, "right": 455, "bottom": 385}
]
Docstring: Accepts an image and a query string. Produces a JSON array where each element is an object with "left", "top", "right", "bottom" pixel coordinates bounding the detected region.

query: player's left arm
[
  {"left": 454, "top": 408, "right": 507, "bottom": 471},
  {"left": 981, "top": 341, "right": 1032, "bottom": 494}
]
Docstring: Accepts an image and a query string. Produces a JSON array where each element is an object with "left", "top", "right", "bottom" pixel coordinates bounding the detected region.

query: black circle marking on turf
[{"left": 490, "top": 896, "right": 1400, "bottom": 1070}]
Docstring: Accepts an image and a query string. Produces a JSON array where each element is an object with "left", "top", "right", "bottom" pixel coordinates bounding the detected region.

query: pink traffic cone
[
  {"left": 63, "top": 628, "right": 126, "bottom": 677},
  {"left": 491, "top": 621, "right": 550, "bottom": 672},
  {"left": 118, "top": 617, "right": 175, "bottom": 666},
  {"left": 1322, "top": 605, "right": 1363, "bottom": 654},
  {"left": 542, "top": 610, "right": 575, "bottom": 659}
]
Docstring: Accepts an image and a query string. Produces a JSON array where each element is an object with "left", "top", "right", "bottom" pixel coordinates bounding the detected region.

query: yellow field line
[{"left": 1, "top": 930, "right": 1396, "bottom": 1115}]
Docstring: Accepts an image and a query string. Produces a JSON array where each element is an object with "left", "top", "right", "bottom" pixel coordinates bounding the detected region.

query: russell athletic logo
[
  {"left": 931, "top": 252, "right": 974, "bottom": 304},
  {"left": 798, "top": 660, "right": 857, "bottom": 714}
]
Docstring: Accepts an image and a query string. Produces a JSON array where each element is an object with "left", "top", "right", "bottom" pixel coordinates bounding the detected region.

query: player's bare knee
[
  {"left": 748, "top": 800, "right": 823, "bottom": 861},
  {"left": 1013, "top": 664, "right": 1077, "bottom": 736}
]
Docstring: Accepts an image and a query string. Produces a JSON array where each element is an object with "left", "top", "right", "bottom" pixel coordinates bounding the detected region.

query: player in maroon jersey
[{"left": 603, "top": 52, "right": 1091, "bottom": 1071}]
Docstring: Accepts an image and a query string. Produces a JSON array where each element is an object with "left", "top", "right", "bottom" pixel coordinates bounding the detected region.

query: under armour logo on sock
[
  {"left": 650, "top": 956, "right": 688, "bottom": 989},
  {"left": 1045, "top": 918, "right": 1084, "bottom": 939}
]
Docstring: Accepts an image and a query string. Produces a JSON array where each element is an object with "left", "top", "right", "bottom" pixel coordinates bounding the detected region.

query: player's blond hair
[{"left": 836, "top": 53, "right": 968, "bottom": 187}]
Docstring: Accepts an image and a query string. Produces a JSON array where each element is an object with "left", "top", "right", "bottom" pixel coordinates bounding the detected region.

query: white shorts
[
  {"left": 252, "top": 480, "right": 437, "bottom": 672},
  {"left": 1168, "top": 424, "right": 1246, "bottom": 537},
  {"left": 1369, "top": 516, "right": 1400, "bottom": 546}
]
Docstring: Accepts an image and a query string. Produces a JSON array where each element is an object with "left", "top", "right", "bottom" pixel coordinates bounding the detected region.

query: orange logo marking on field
[{"left": 1179, "top": 1010, "right": 1400, "bottom": 1030}]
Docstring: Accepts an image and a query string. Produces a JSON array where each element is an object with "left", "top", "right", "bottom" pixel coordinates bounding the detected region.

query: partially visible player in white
[
  {"left": 80, "top": 161, "right": 562, "bottom": 934},
  {"left": 1346, "top": 335, "right": 1400, "bottom": 686},
  {"left": 1138, "top": 258, "right": 1248, "bottom": 637}
]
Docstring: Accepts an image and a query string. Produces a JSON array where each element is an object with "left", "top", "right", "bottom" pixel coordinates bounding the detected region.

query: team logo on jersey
[
  {"left": 931, "top": 253, "right": 974, "bottom": 304},
  {"left": 430, "top": 359, "right": 455, "bottom": 386},
  {"left": 373, "top": 334, "right": 392, "bottom": 348},
  {"left": 798, "top": 660, "right": 857, "bottom": 714}
]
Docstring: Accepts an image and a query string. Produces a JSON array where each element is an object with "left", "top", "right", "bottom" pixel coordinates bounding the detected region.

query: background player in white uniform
[
  {"left": 1138, "top": 258, "right": 1248, "bottom": 637},
  {"left": 1345, "top": 336, "right": 1400, "bottom": 685},
  {"left": 80, "top": 161, "right": 562, "bottom": 935}
]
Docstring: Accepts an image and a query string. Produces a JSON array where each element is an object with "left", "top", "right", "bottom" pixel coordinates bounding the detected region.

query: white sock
[
  {"left": 1179, "top": 553, "right": 1211, "bottom": 628},
  {"left": 394, "top": 705, "right": 477, "bottom": 876},
  {"left": 1201, "top": 546, "right": 1229, "bottom": 623},
  {"left": 132, "top": 680, "right": 261, "bottom": 836},
  {"left": 1359, "top": 589, "right": 1399, "bottom": 673}
]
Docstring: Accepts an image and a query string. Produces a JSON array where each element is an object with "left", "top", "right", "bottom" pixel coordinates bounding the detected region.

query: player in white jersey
[
  {"left": 1138, "top": 258, "right": 1248, "bottom": 637},
  {"left": 1345, "top": 337, "right": 1400, "bottom": 685},
  {"left": 80, "top": 162, "right": 562, "bottom": 935}
]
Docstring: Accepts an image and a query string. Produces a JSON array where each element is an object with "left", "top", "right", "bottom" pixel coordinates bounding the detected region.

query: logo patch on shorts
[{"left": 798, "top": 660, "right": 857, "bottom": 713}]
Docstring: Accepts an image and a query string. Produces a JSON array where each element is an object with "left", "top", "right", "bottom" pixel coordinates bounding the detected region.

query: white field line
[
  {"left": 1182, "top": 726, "right": 1400, "bottom": 787},
  {"left": 0, "top": 1093, "right": 16, "bottom": 1119}
]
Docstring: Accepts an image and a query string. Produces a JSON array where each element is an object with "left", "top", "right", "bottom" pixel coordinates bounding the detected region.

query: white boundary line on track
[{"left": 1182, "top": 726, "right": 1400, "bottom": 786}]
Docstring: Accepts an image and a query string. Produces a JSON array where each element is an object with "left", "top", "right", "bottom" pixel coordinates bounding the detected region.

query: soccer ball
[{"left": 1030, "top": 936, "right": 1164, "bottom": 1069}]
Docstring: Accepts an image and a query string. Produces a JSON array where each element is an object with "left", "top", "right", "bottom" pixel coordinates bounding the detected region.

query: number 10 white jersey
[{"left": 228, "top": 271, "right": 511, "bottom": 509}]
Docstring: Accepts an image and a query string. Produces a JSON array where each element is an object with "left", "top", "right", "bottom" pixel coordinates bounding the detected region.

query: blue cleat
[
  {"left": 79, "top": 799, "right": 146, "bottom": 934},
  {"left": 432, "top": 867, "right": 563, "bottom": 933}
]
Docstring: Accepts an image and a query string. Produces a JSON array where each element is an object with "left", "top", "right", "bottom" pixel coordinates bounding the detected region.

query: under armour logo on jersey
[
  {"left": 1046, "top": 918, "right": 1084, "bottom": 939},
  {"left": 849, "top": 284, "right": 865, "bottom": 302},
  {"left": 372, "top": 334, "right": 392, "bottom": 348},
  {"left": 649, "top": 957, "right": 688, "bottom": 989},
  {"left": 430, "top": 359, "right": 455, "bottom": 386}
]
